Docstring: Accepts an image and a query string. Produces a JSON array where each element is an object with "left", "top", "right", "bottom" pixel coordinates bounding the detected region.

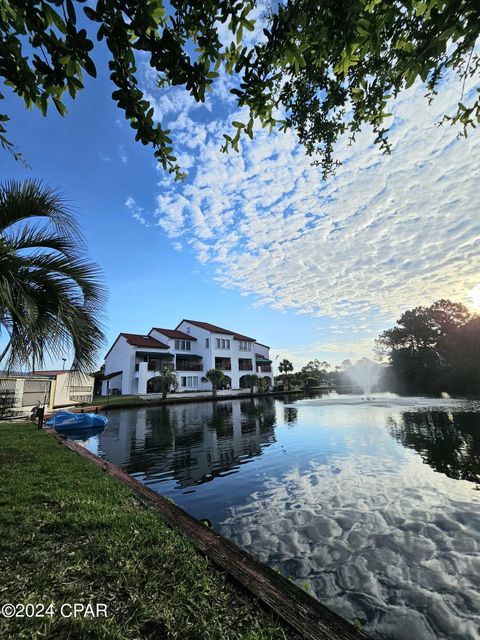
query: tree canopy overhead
[{"left": 1, "top": 0, "right": 479, "bottom": 177}]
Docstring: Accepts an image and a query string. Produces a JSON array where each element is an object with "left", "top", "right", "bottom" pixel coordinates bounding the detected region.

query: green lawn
[
  {"left": 92, "top": 395, "right": 145, "bottom": 406},
  {"left": 0, "top": 423, "right": 295, "bottom": 640}
]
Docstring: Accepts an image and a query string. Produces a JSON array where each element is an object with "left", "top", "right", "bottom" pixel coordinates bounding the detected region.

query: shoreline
[{"left": 0, "top": 421, "right": 369, "bottom": 640}]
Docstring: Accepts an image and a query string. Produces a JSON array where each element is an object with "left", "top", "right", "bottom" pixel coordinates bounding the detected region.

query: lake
[{"left": 76, "top": 393, "right": 480, "bottom": 640}]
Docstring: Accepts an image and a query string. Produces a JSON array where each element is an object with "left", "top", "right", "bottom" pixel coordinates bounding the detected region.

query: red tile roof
[
  {"left": 177, "top": 319, "right": 255, "bottom": 342},
  {"left": 102, "top": 370, "right": 122, "bottom": 381},
  {"left": 255, "top": 342, "right": 270, "bottom": 349},
  {"left": 151, "top": 328, "right": 197, "bottom": 341},
  {"left": 122, "top": 333, "right": 169, "bottom": 349},
  {"left": 105, "top": 333, "right": 169, "bottom": 360}
]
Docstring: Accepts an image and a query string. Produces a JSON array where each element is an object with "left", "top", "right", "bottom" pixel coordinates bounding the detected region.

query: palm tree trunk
[{"left": 212, "top": 386, "right": 217, "bottom": 397}]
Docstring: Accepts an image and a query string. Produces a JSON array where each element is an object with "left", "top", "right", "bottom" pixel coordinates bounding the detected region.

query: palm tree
[
  {"left": 202, "top": 368, "right": 227, "bottom": 397},
  {"left": 243, "top": 373, "right": 260, "bottom": 394},
  {"left": 157, "top": 367, "right": 178, "bottom": 400},
  {"left": 278, "top": 358, "right": 294, "bottom": 390},
  {"left": 0, "top": 179, "right": 105, "bottom": 372}
]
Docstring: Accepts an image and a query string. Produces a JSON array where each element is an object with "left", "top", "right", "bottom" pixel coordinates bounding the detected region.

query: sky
[{"left": 1, "top": 7, "right": 479, "bottom": 372}]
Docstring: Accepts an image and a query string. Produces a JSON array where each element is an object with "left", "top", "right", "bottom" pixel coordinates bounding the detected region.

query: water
[{"left": 75, "top": 393, "right": 480, "bottom": 640}]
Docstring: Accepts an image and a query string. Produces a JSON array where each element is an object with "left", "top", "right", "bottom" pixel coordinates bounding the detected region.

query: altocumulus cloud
[{"left": 146, "top": 60, "right": 480, "bottom": 325}]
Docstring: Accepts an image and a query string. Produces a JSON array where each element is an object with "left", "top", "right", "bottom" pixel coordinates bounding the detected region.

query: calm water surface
[{"left": 76, "top": 393, "right": 480, "bottom": 640}]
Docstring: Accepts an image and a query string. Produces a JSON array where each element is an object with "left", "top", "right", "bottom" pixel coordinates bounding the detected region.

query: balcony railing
[
  {"left": 215, "top": 360, "right": 231, "bottom": 371},
  {"left": 258, "top": 365, "right": 272, "bottom": 373},
  {"left": 150, "top": 362, "right": 174, "bottom": 371},
  {"left": 135, "top": 362, "right": 174, "bottom": 372},
  {"left": 176, "top": 363, "right": 203, "bottom": 371}
]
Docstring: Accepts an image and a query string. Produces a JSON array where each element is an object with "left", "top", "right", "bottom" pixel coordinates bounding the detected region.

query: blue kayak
[
  {"left": 61, "top": 424, "right": 107, "bottom": 441},
  {"left": 46, "top": 410, "right": 108, "bottom": 431}
]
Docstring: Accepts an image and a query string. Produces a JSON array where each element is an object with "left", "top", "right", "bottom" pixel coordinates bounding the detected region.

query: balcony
[
  {"left": 135, "top": 361, "right": 174, "bottom": 375},
  {"left": 215, "top": 358, "right": 231, "bottom": 371},
  {"left": 258, "top": 365, "right": 272, "bottom": 373},
  {"left": 176, "top": 362, "right": 203, "bottom": 371}
]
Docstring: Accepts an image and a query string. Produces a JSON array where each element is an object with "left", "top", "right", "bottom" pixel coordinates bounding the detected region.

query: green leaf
[
  {"left": 83, "top": 57, "right": 97, "bottom": 78},
  {"left": 52, "top": 97, "right": 67, "bottom": 117},
  {"left": 44, "top": 4, "right": 67, "bottom": 33}
]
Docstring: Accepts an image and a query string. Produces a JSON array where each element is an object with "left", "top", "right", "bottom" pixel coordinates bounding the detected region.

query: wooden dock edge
[{"left": 50, "top": 430, "right": 370, "bottom": 640}]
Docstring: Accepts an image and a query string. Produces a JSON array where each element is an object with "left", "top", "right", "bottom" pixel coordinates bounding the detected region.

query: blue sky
[{"left": 1, "top": 9, "right": 479, "bottom": 371}]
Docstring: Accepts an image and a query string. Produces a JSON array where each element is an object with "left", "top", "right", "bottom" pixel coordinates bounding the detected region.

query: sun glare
[{"left": 468, "top": 284, "right": 480, "bottom": 310}]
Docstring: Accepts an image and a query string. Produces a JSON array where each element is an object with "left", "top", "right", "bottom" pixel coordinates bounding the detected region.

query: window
[
  {"left": 226, "top": 339, "right": 230, "bottom": 348},
  {"left": 216, "top": 338, "right": 221, "bottom": 348},
  {"left": 205, "top": 338, "right": 209, "bottom": 348},
  {"left": 177, "top": 340, "right": 191, "bottom": 351},
  {"left": 175, "top": 340, "right": 179, "bottom": 350},
  {"left": 186, "top": 326, "right": 190, "bottom": 334},
  {"left": 181, "top": 376, "right": 198, "bottom": 387},
  {"left": 239, "top": 340, "right": 252, "bottom": 351},
  {"left": 216, "top": 338, "right": 230, "bottom": 349}
]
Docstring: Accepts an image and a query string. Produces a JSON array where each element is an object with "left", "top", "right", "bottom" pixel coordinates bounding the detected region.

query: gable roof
[
  {"left": 122, "top": 333, "right": 169, "bottom": 349},
  {"left": 176, "top": 319, "right": 255, "bottom": 342},
  {"left": 151, "top": 328, "right": 197, "bottom": 341},
  {"left": 105, "top": 333, "right": 169, "bottom": 359},
  {"left": 102, "top": 370, "right": 122, "bottom": 381}
]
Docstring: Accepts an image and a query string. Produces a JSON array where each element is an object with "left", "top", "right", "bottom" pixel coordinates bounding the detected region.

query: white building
[
  {"left": 101, "top": 319, "right": 273, "bottom": 396},
  {"left": 35, "top": 370, "right": 95, "bottom": 407},
  {"left": 0, "top": 370, "right": 94, "bottom": 418}
]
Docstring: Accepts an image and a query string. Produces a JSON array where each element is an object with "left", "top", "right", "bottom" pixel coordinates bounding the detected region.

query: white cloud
[
  {"left": 144, "top": 69, "right": 480, "bottom": 332},
  {"left": 119, "top": 145, "right": 127, "bottom": 163},
  {"left": 125, "top": 196, "right": 149, "bottom": 226}
]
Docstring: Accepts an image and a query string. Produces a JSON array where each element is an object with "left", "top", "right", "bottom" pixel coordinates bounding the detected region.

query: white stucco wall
[
  {"left": 102, "top": 335, "right": 134, "bottom": 395},
  {"left": 175, "top": 322, "right": 214, "bottom": 390},
  {"left": 52, "top": 372, "right": 94, "bottom": 407}
]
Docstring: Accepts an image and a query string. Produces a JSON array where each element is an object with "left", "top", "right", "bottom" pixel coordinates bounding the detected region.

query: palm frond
[
  {"left": 0, "top": 179, "right": 80, "bottom": 243},
  {"left": 0, "top": 180, "right": 105, "bottom": 373},
  {"left": 3, "top": 223, "right": 77, "bottom": 257}
]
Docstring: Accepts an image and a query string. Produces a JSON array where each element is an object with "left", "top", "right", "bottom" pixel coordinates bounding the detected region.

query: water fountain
[{"left": 346, "top": 357, "right": 382, "bottom": 398}]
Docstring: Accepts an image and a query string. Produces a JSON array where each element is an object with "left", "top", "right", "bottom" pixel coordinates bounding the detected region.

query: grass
[
  {"left": 0, "top": 422, "right": 296, "bottom": 640},
  {"left": 91, "top": 395, "right": 145, "bottom": 406}
]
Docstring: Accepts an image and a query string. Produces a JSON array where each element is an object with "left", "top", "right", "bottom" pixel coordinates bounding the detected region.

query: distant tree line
[
  {"left": 376, "top": 299, "right": 480, "bottom": 396},
  {"left": 275, "top": 357, "right": 354, "bottom": 391},
  {"left": 275, "top": 299, "right": 480, "bottom": 397}
]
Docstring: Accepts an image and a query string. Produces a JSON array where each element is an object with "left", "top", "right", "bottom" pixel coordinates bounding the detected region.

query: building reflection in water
[{"left": 98, "top": 397, "right": 277, "bottom": 489}]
